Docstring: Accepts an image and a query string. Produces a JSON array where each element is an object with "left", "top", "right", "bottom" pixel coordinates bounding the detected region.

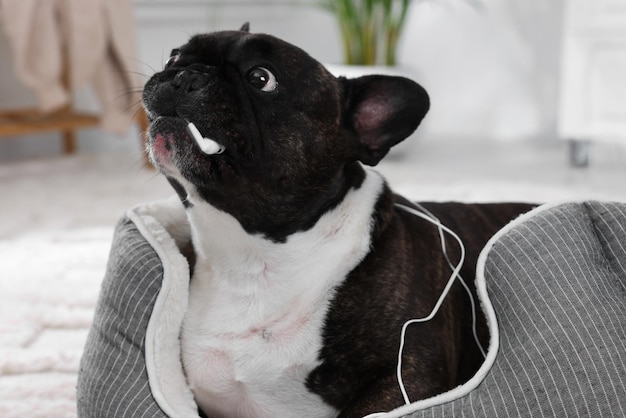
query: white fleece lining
[
  {"left": 128, "top": 197, "right": 200, "bottom": 418},
  {"left": 126, "top": 196, "right": 582, "bottom": 418}
]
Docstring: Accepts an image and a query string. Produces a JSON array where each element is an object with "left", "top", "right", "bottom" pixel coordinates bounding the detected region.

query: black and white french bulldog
[{"left": 142, "top": 24, "right": 532, "bottom": 418}]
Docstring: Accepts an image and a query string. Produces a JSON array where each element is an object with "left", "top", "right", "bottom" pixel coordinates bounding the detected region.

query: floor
[{"left": 1, "top": 137, "right": 625, "bottom": 239}]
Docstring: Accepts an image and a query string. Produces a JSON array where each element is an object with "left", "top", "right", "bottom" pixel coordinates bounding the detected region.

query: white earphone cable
[
  {"left": 409, "top": 203, "right": 487, "bottom": 360},
  {"left": 393, "top": 203, "right": 486, "bottom": 406}
]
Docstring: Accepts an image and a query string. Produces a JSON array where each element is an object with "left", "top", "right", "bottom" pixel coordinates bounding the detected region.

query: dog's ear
[
  {"left": 239, "top": 22, "right": 250, "bottom": 32},
  {"left": 343, "top": 75, "right": 429, "bottom": 166}
]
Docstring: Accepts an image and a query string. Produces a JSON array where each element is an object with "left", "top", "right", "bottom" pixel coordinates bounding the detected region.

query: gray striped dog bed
[{"left": 77, "top": 198, "right": 626, "bottom": 417}]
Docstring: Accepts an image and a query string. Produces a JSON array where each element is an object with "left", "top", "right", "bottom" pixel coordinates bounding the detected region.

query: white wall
[
  {"left": 134, "top": 0, "right": 340, "bottom": 72},
  {"left": 399, "top": 0, "right": 565, "bottom": 143},
  {"left": 0, "top": 0, "right": 564, "bottom": 161}
]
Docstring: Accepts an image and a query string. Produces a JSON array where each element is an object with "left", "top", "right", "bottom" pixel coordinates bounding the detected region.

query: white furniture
[{"left": 558, "top": 0, "right": 626, "bottom": 166}]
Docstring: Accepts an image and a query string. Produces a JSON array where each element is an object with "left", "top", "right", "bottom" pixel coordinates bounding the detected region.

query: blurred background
[
  {"left": 0, "top": 0, "right": 623, "bottom": 155},
  {"left": 1, "top": 0, "right": 625, "bottom": 234},
  {"left": 0, "top": 1, "right": 625, "bottom": 416},
  {"left": 0, "top": 0, "right": 577, "bottom": 158}
]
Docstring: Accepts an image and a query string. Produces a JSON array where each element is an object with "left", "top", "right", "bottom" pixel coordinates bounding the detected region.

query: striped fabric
[
  {"left": 77, "top": 218, "right": 169, "bottom": 418},
  {"left": 408, "top": 201, "right": 626, "bottom": 417},
  {"left": 77, "top": 201, "right": 626, "bottom": 417}
]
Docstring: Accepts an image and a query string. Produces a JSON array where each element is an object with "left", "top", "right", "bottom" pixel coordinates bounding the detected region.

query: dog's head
[{"left": 142, "top": 24, "right": 429, "bottom": 241}]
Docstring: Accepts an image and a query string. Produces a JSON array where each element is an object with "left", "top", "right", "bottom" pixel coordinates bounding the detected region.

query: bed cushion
[
  {"left": 77, "top": 199, "right": 626, "bottom": 417},
  {"left": 76, "top": 216, "right": 167, "bottom": 417},
  {"left": 77, "top": 198, "right": 197, "bottom": 418},
  {"left": 398, "top": 200, "right": 626, "bottom": 417}
]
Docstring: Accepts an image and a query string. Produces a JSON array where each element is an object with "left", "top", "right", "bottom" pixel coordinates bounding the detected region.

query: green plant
[{"left": 321, "top": 0, "right": 411, "bottom": 66}]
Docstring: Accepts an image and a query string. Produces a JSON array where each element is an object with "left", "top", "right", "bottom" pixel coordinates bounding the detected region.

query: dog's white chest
[
  {"left": 180, "top": 171, "right": 384, "bottom": 418},
  {"left": 182, "top": 266, "right": 338, "bottom": 418}
]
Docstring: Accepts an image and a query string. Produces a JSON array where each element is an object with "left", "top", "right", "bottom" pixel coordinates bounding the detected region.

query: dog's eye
[{"left": 246, "top": 67, "right": 278, "bottom": 92}]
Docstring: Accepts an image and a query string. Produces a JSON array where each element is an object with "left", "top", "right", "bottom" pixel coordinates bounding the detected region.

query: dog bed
[{"left": 77, "top": 198, "right": 626, "bottom": 417}]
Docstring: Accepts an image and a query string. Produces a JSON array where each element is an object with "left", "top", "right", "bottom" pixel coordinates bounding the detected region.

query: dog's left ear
[
  {"left": 343, "top": 75, "right": 429, "bottom": 166},
  {"left": 239, "top": 22, "right": 250, "bottom": 32}
]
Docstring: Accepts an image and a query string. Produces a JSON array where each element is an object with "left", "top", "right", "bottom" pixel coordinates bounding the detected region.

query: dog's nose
[{"left": 172, "top": 69, "right": 210, "bottom": 92}]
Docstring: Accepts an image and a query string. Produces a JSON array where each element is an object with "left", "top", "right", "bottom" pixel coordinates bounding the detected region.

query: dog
[{"left": 142, "top": 23, "right": 533, "bottom": 418}]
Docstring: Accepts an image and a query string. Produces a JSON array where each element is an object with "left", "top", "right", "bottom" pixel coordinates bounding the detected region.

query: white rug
[{"left": 0, "top": 227, "right": 113, "bottom": 418}]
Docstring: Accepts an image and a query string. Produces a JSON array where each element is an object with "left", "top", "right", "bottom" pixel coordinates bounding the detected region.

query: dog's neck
[{"left": 186, "top": 168, "right": 386, "bottom": 277}]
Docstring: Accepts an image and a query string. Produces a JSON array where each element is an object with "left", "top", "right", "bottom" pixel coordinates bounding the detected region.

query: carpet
[{"left": 0, "top": 228, "right": 113, "bottom": 418}]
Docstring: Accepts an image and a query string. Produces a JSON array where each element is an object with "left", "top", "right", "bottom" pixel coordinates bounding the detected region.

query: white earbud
[{"left": 186, "top": 122, "right": 225, "bottom": 155}]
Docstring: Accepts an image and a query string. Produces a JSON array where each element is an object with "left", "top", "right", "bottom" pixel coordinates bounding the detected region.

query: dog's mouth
[{"left": 147, "top": 116, "right": 230, "bottom": 179}]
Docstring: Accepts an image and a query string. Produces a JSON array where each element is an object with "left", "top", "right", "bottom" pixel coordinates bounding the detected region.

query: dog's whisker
[
  {"left": 127, "top": 57, "right": 158, "bottom": 75},
  {"left": 126, "top": 100, "right": 146, "bottom": 115},
  {"left": 125, "top": 69, "right": 153, "bottom": 80},
  {"left": 111, "top": 89, "right": 144, "bottom": 101}
]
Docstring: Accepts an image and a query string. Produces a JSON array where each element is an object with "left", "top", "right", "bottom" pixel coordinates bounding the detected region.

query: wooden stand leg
[{"left": 63, "top": 129, "right": 77, "bottom": 154}]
